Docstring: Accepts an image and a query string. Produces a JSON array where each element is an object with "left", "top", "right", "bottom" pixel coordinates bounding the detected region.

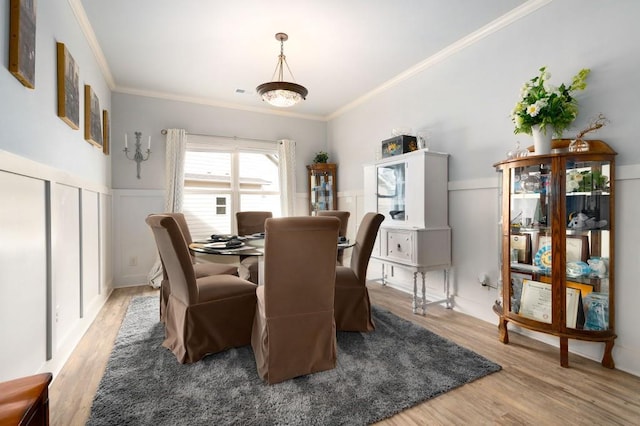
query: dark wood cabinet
[
  {"left": 0, "top": 372, "right": 52, "bottom": 425},
  {"left": 307, "top": 163, "right": 337, "bottom": 214},
  {"left": 493, "top": 139, "right": 616, "bottom": 368}
]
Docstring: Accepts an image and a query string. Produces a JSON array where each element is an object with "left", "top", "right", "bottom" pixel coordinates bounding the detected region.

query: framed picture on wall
[
  {"left": 56, "top": 42, "right": 80, "bottom": 129},
  {"left": 102, "top": 109, "right": 110, "bottom": 155},
  {"left": 9, "top": 0, "right": 37, "bottom": 88},
  {"left": 84, "top": 85, "right": 103, "bottom": 148}
]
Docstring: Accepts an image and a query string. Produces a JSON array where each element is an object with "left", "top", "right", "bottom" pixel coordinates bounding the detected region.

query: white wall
[
  {"left": 0, "top": 1, "right": 111, "bottom": 184},
  {"left": 329, "top": 0, "right": 640, "bottom": 190},
  {"left": 109, "top": 93, "right": 328, "bottom": 287},
  {"left": 0, "top": 1, "right": 113, "bottom": 381},
  {"left": 328, "top": 1, "right": 640, "bottom": 376},
  {"left": 110, "top": 93, "right": 327, "bottom": 191}
]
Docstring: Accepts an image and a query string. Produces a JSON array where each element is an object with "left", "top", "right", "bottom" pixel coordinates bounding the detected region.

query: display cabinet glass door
[
  {"left": 377, "top": 162, "right": 406, "bottom": 222},
  {"left": 307, "top": 163, "right": 337, "bottom": 214},
  {"left": 564, "top": 159, "right": 611, "bottom": 332},
  {"left": 508, "top": 163, "right": 553, "bottom": 322}
]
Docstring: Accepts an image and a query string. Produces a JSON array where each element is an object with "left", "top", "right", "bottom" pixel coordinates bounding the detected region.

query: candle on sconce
[
  {"left": 125, "top": 133, "right": 128, "bottom": 149},
  {"left": 148, "top": 136, "right": 151, "bottom": 150}
]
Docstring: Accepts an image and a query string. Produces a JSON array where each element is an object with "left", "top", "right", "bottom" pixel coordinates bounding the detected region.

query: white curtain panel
[
  {"left": 278, "top": 139, "right": 296, "bottom": 217},
  {"left": 164, "top": 129, "right": 187, "bottom": 212},
  {"left": 148, "top": 128, "right": 187, "bottom": 288}
]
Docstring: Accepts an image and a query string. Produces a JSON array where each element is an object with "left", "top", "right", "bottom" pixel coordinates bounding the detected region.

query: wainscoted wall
[
  {"left": 0, "top": 151, "right": 112, "bottom": 382},
  {"left": 113, "top": 190, "right": 164, "bottom": 287}
]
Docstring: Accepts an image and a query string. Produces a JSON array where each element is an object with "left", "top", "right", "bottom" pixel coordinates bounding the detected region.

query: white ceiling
[{"left": 78, "top": 0, "right": 527, "bottom": 120}]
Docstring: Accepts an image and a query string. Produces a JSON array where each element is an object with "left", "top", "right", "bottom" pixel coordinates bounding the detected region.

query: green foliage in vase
[
  {"left": 511, "top": 66, "right": 590, "bottom": 137},
  {"left": 313, "top": 151, "right": 329, "bottom": 163},
  {"left": 566, "top": 169, "right": 609, "bottom": 192}
]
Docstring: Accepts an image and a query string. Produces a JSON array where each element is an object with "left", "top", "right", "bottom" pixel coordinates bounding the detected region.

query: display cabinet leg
[
  {"left": 381, "top": 264, "right": 387, "bottom": 286},
  {"left": 498, "top": 319, "right": 509, "bottom": 344},
  {"left": 601, "top": 340, "right": 615, "bottom": 369},
  {"left": 560, "top": 337, "right": 569, "bottom": 367}
]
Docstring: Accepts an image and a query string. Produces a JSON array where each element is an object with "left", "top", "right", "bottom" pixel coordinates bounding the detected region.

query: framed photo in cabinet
[
  {"left": 9, "top": 0, "right": 37, "bottom": 88},
  {"left": 510, "top": 234, "right": 531, "bottom": 264},
  {"left": 84, "top": 85, "right": 103, "bottom": 148},
  {"left": 56, "top": 42, "right": 80, "bottom": 129},
  {"left": 519, "top": 279, "right": 551, "bottom": 323},
  {"left": 536, "top": 234, "right": 589, "bottom": 262},
  {"left": 520, "top": 279, "right": 582, "bottom": 328}
]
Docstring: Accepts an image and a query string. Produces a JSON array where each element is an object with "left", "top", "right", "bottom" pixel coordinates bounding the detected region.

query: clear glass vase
[{"left": 569, "top": 138, "right": 590, "bottom": 152}]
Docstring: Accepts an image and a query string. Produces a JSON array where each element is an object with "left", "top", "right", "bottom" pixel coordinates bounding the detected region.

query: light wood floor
[{"left": 49, "top": 283, "right": 640, "bottom": 425}]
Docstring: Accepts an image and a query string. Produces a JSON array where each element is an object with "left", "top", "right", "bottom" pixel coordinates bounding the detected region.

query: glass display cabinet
[
  {"left": 493, "top": 139, "right": 616, "bottom": 368},
  {"left": 307, "top": 163, "right": 337, "bottom": 215}
]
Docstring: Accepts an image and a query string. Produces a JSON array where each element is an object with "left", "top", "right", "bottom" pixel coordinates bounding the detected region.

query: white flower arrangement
[{"left": 511, "top": 66, "right": 590, "bottom": 137}]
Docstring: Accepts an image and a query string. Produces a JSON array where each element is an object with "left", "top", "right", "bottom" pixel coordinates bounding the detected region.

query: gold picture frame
[
  {"left": 84, "top": 85, "right": 103, "bottom": 148},
  {"left": 9, "top": 0, "right": 37, "bottom": 88},
  {"left": 102, "top": 110, "right": 110, "bottom": 155},
  {"left": 56, "top": 42, "right": 80, "bottom": 129}
]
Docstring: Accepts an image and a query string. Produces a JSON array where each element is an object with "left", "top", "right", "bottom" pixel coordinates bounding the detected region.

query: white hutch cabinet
[{"left": 364, "top": 149, "right": 451, "bottom": 314}]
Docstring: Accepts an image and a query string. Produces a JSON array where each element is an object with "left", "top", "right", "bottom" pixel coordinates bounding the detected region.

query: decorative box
[{"left": 381, "top": 135, "right": 418, "bottom": 158}]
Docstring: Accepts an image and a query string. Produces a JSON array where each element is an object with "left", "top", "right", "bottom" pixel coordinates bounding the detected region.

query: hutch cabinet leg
[
  {"left": 381, "top": 264, "right": 387, "bottom": 286},
  {"left": 601, "top": 340, "right": 615, "bottom": 369},
  {"left": 421, "top": 271, "right": 427, "bottom": 315},
  {"left": 412, "top": 272, "right": 420, "bottom": 314},
  {"left": 498, "top": 319, "right": 509, "bottom": 343},
  {"left": 560, "top": 337, "right": 569, "bottom": 367},
  {"left": 444, "top": 268, "right": 452, "bottom": 308}
]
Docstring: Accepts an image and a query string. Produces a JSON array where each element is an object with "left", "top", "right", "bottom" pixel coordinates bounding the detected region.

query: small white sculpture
[
  {"left": 587, "top": 257, "right": 607, "bottom": 278},
  {"left": 567, "top": 212, "right": 607, "bottom": 230}
]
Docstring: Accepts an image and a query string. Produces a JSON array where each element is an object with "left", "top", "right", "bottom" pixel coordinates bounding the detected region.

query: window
[{"left": 182, "top": 137, "right": 281, "bottom": 240}]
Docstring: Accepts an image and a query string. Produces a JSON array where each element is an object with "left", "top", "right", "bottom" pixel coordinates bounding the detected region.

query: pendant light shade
[{"left": 256, "top": 33, "right": 308, "bottom": 107}]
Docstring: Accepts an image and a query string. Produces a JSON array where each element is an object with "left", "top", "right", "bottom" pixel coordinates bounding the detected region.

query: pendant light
[{"left": 256, "top": 32, "right": 308, "bottom": 107}]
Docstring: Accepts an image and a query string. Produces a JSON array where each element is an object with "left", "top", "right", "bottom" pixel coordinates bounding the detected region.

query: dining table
[{"left": 189, "top": 233, "right": 355, "bottom": 285}]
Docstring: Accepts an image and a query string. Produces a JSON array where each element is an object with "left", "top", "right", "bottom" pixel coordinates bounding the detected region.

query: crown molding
[
  {"left": 113, "top": 86, "right": 325, "bottom": 121},
  {"left": 67, "top": 0, "right": 115, "bottom": 89},
  {"left": 326, "top": 0, "right": 553, "bottom": 121}
]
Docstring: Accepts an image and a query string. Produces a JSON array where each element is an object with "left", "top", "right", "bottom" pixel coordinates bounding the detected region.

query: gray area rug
[{"left": 87, "top": 296, "right": 501, "bottom": 425}]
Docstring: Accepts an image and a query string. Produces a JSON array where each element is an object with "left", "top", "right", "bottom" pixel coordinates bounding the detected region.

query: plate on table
[
  {"left": 534, "top": 244, "right": 552, "bottom": 272},
  {"left": 204, "top": 241, "right": 245, "bottom": 249},
  {"left": 209, "top": 234, "right": 237, "bottom": 242}
]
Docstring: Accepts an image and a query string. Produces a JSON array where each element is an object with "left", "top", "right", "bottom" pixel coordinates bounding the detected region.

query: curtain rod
[{"left": 160, "top": 129, "right": 277, "bottom": 144}]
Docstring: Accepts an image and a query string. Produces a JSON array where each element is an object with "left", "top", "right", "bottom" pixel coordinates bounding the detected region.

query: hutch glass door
[{"left": 377, "top": 162, "right": 406, "bottom": 222}]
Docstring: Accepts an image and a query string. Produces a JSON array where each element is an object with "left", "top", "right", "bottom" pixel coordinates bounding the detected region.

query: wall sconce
[{"left": 123, "top": 131, "right": 151, "bottom": 179}]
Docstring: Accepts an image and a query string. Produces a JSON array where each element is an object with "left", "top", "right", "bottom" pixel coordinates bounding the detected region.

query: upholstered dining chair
[
  {"left": 159, "top": 212, "right": 238, "bottom": 322},
  {"left": 236, "top": 211, "right": 272, "bottom": 236},
  {"left": 236, "top": 211, "right": 272, "bottom": 283},
  {"left": 251, "top": 216, "right": 340, "bottom": 384},
  {"left": 146, "top": 214, "right": 257, "bottom": 364},
  {"left": 317, "top": 210, "right": 350, "bottom": 265},
  {"left": 334, "top": 212, "right": 385, "bottom": 332}
]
